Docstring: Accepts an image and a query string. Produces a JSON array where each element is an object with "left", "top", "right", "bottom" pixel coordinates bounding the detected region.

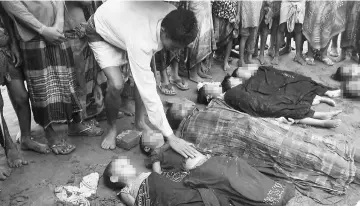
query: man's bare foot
[
  {"left": 189, "top": 69, "right": 204, "bottom": 83},
  {"left": 325, "top": 89, "right": 341, "bottom": 98},
  {"left": 21, "top": 136, "right": 51, "bottom": 154},
  {"left": 101, "top": 127, "right": 117, "bottom": 150},
  {"left": 322, "top": 119, "right": 341, "bottom": 128},
  {"left": 293, "top": 54, "right": 306, "bottom": 65},
  {"left": 223, "top": 62, "right": 231, "bottom": 71},
  {"left": 238, "top": 59, "right": 246, "bottom": 67},
  {"left": 134, "top": 121, "right": 151, "bottom": 132},
  {"left": 258, "top": 55, "right": 267, "bottom": 65},
  {"left": 279, "top": 46, "right": 291, "bottom": 56},
  {"left": 271, "top": 56, "right": 279, "bottom": 65},
  {"left": 6, "top": 146, "right": 28, "bottom": 168},
  {"left": 198, "top": 64, "right": 212, "bottom": 79},
  {"left": 0, "top": 148, "right": 11, "bottom": 180},
  {"left": 244, "top": 54, "right": 256, "bottom": 64},
  {"left": 315, "top": 110, "right": 342, "bottom": 120}
]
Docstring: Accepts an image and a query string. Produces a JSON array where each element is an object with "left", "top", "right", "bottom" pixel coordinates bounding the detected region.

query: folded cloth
[{"left": 55, "top": 172, "right": 99, "bottom": 206}]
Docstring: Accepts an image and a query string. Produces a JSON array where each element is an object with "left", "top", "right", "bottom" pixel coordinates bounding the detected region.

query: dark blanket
[{"left": 224, "top": 66, "right": 332, "bottom": 119}]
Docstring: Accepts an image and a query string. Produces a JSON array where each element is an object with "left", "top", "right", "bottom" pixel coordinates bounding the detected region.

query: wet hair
[
  {"left": 139, "top": 136, "right": 153, "bottom": 156},
  {"left": 231, "top": 68, "right": 239, "bottom": 77},
  {"left": 197, "top": 86, "right": 209, "bottom": 105},
  {"left": 103, "top": 160, "right": 127, "bottom": 191},
  {"left": 221, "top": 73, "right": 232, "bottom": 93},
  {"left": 161, "top": 9, "right": 198, "bottom": 46}
]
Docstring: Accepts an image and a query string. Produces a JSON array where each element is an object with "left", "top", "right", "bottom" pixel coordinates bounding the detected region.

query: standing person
[
  {"left": 2, "top": 0, "right": 103, "bottom": 155},
  {"left": 86, "top": 1, "right": 199, "bottom": 158},
  {"left": 303, "top": 0, "right": 347, "bottom": 66},
  {"left": 212, "top": 0, "right": 239, "bottom": 71},
  {"left": 186, "top": 1, "right": 215, "bottom": 83},
  {"left": 271, "top": 0, "right": 306, "bottom": 65},
  {"left": 237, "top": 0, "right": 263, "bottom": 67},
  {"left": 339, "top": 1, "right": 360, "bottom": 62}
]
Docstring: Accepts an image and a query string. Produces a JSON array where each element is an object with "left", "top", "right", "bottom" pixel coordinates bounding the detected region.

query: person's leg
[
  {"left": 6, "top": 79, "right": 50, "bottom": 154},
  {"left": 312, "top": 95, "right": 336, "bottom": 106},
  {"left": 44, "top": 124, "right": 75, "bottom": 155},
  {"left": 268, "top": 16, "right": 279, "bottom": 58},
  {"left": 293, "top": 23, "right": 306, "bottom": 65},
  {"left": 169, "top": 60, "right": 189, "bottom": 90},
  {"left": 133, "top": 84, "right": 151, "bottom": 132},
  {"left": 101, "top": 66, "right": 126, "bottom": 150},
  {"left": 271, "top": 22, "right": 286, "bottom": 65},
  {"left": 279, "top": 30, "right": 292, "bottom": 56},
  {"left": 223, "top": 39, "right": 233, "bottom": 71},
  {"left": 0, "top": 91, "right": 28, "bottom": 167},
  {"left": 253, "top": 32, "right": 260, "bottom": 57},
  {"left": 68, "top": 112, "right": 103, "bottom": 136},
  {"left": 158, "top": 67, "right": 175, "bottom": 95},
  {"left": 320, "top": 41, "right": 334, "bottom": 66},
  {"left": 0, "top": 146, "right": 11, "bottom": 180},
  {"left": 330, "top": 34, "right": 339, "bottom": 57},
  {"left": 259, "top": 23, "right": 269, "bottom": 65},
  {"left": 238, "top": 28, "right": 249, "bottom": 67},
  {"left": 296, "top": 118, "right": 341, "bottom": 128},
  {"left": 244, "top": 27, "right": 257, "bottom": 64},
  {"left": 312, "top": 110, "right": 342, "bottom": 120}
]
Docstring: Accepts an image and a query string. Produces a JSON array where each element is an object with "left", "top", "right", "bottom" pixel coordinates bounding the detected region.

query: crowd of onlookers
[{"left": 0, "top": 0, "right": 359, "bottom": 181}]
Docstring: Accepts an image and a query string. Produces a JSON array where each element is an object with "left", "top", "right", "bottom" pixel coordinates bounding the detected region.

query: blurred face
[
  {"left": 228, "top": 77, "right": 242, "bottom": 88},
  {"left": 235, "top": 65, "right": 258, "bottom": 80},
  {"left": 204, "top": 84, "right": 223, "bottom": 100},
  {"left": 167, "top": 100, "right": 196, "bottom": 123},
  {"left": 110, "top": 158, "right": 137, "bottom": 183},
  {"left": 142, "top": 131, "right": 165, "bottom": 150}
]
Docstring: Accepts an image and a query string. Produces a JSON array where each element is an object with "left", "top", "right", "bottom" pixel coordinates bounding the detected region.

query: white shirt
[{"left": 94, "top": 0, "right": 176, "bottom": 137}]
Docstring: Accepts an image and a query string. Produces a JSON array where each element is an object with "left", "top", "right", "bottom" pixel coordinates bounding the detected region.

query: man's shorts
[{"left": 86, "top": 15, "right": 131, "bottom": 82}]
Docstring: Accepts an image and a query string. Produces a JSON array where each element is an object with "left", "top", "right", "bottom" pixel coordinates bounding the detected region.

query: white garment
[{"left": 93, "top": 0, "right": 176, "bottom": 137}]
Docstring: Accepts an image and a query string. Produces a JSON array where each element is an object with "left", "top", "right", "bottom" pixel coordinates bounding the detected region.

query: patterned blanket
[{"left": 178, "top": 98, "right": 357, "bottom": 204}]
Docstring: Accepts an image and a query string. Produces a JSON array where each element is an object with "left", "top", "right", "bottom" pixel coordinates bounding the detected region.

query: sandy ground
[{"left": 0, "top": 47, "right": 360, "bottom": 206}]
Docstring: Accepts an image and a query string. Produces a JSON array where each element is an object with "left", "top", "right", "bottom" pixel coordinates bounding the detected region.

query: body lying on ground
[
  {"left": 198, "top": 65, "right": 343, "bottom": 128},
  {"left": 138, "top": 132, "right": 295, "bottom": 206},
  {"left": 103, "top": 157, "right": 295, "bottom": 206},
  {"left": 165, "top": 98, "right": 360, "bottom": 204}
]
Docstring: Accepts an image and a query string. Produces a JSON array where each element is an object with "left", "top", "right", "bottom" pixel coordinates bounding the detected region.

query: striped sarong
[
  {"left": 178, "top": 98, "right": 357, "bottom": 204},
  {"left": 20, "top": 37, "right": 81, "bottom": 128}
]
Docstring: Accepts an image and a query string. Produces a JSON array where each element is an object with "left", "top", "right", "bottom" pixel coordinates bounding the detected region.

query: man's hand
[
  {"left": 41, "top": 26, "right": 67, "bottom": 45},
  {"left": 167, "top": 134, "right": 198, "bottom": 159},
  {"left": 10, "top": 43, "right": 22, "bottom": 67},
  {"left": 276, "top": 117, "right": 296, "bottom": 125}
]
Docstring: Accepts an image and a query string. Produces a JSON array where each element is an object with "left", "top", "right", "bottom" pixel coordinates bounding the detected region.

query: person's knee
[{"left": 108, "top": 79, "right": 124, "bottom": 97}]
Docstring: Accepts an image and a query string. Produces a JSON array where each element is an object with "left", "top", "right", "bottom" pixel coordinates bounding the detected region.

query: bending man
[{"left": 86, "top": 1, "right": 198, "bottom": 157}]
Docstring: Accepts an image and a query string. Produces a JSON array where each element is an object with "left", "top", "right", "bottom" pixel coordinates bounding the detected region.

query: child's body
[{"left": 141, "top": 132, "right": 296, "bottom": 206}]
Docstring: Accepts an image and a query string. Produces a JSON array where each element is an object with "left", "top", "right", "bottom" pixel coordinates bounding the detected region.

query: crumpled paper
[{"left": 54, "top": 172, "right": 99, "bottom": 206}]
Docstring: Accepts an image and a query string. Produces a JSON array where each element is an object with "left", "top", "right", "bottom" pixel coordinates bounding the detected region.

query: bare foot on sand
[
  {"left": 293, "top": 54, "right": 306, "bottom": 66},
  {"left": 134, "top": 121, "right": 151, "bottom": 132},
  {"left": 0, "top": 148, "right": 11, "bottom": 180},
  {"left": 322, "top": 119, "right": 341, "bottom": 128},
  {"left": 101, "top": 127, "right": 117, "bottom": 150},
  {"left": 6, "top": 146, "right": 28, "bottom": 168},
  {"left": 315, "top": 110, "right": 342, "bottom": 120},
  {"left": 325, "top": 89, "right": 341, "bottom": 98},
  {"left": 238, "top": 58, "right": 246, "bottom": 67},
  {"left": 271, "top": 56, "right": 279, "bottom": 65},
  {"left": 267, "top": 48, "right": 274, "bottom": 58},
  {"left": 21, "top": 136, "right": 51, "bottom": 154}
]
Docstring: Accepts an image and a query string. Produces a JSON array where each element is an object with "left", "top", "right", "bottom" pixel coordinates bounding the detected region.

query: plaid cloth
[
  {"left": 20, "top": 38, "right": 82, "bottom": 128},
  {"left": 178, "top": 98, "right": 357, "bottom": 204}
]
